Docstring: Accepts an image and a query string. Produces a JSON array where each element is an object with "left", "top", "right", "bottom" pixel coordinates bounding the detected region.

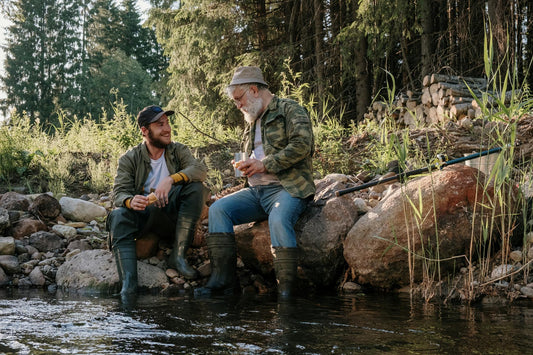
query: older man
[
  {"left": 196, "top": 66, "right": 315, "bottom": 298},
  {"left": 107, "top": 105, "right": 207, "bottom": 299}
]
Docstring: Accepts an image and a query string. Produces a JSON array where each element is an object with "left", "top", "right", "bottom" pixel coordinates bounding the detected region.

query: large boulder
[
  {"left": 343, "top": 165, "right": 502, "bottom": 289},
  {"left": 56, "top": 249, "right": 169, "bottom": 293},
  {"left": 234, "top": 175, "right": 359, "bottom": 287}
]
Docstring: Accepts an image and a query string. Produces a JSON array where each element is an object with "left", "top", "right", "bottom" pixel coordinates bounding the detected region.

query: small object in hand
[
  {"left": 234, "top": 152, "right": 248, "bottom": 177},
  {"left": 147, "top": 192, "right": 158, "bottom": 205}
]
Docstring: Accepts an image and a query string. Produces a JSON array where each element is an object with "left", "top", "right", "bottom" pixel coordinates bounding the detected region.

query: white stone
[
  {"left": 353, "top": 198, "right": 370, "bottom": 213},
  {"left": 342, "top": 281, "right": 362, "bottom": 293},
  {"left": 324, "top": 173, "right": 349, "bottom": 183},
  {"left": 52, "top": 224, "right": 77, "bottom": 240},
  {"left": 520, "top": 286, "right": 533, "bottom": 298},
  {"left": 59, "top": 197, "right": 107, "bottom": 223},
  {"left": 490, "top": 264, "right": 516, "bottom": 279}
]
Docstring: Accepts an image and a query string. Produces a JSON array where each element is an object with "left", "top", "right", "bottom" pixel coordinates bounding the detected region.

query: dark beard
[{"left": 147, "top": 128, "right": 169, "bottom": 149}]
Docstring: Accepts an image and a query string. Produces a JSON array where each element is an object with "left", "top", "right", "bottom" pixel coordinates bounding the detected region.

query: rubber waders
[
  {"left": 113, "top": 243, "right": 138, "bottom": 296},
  {"left": 194, "top": 233, "right": 237, "bottom": 297},
  {"left": 168, "top": 215, "right": 199, "bottom": 279},
  {"left": 273, "top": 247, "right": 298, "bottom": 299}
]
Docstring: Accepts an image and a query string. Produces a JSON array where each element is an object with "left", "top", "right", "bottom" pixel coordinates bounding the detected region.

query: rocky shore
[{"left": 1, "top": 164, "right": 533, "bottom": 303}]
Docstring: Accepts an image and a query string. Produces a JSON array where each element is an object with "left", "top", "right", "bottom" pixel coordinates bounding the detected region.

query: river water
[{"left": 0, "top": 289, "right": 532, "bottom": 354}]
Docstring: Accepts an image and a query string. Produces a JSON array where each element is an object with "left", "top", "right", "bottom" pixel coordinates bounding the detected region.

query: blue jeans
[{"left": 208, "top": 185, "right": 309, "bottom": 247}]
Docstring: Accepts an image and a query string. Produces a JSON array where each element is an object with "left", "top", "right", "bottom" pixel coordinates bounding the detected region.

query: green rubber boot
[
  {"left": 194, "top": 233, "right": 236, "bottom": 297},
  {"left": 113, "top": 243, "right": 138, "bottom": 296},
  {"left": 168, "top": 215, "right": 199, "bottom": 279},
  {"left": 273, "top": 247, "right": 298, "bottom": 299}
]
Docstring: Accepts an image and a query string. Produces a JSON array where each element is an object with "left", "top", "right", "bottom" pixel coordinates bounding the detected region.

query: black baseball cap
[{"left": 137, "top": 105, "right": 175, "bottom": 127}]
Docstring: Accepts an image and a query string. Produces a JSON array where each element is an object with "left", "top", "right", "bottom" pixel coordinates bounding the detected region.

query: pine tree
[{"left": 1, "top": 0, "right": 84, "bottom": 126}]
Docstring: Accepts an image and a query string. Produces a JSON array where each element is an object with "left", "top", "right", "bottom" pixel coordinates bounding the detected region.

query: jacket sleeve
[
  {"left": 112, "top": 152, "right": 137, "bottom": 208},
  {"left": 173, "top": 143, "right": 207, "bottom": 182}
]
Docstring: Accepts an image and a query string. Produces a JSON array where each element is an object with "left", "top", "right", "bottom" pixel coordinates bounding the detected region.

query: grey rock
[
  {"left": 26, "top": 245, "right": 38, "bottom": 255},
  {"left": 0, "top": 266, "right": 9, "bottom": 286},
  {"left": 0, "top": 192, "right": 30, "bottom": 211},
  {"left": 59, "top": 197, "right": 107, "bottom": 223},
  {"left": 0, "top": 255, "right": 20, "bottom": 274},
  {"left": 0, "top": 236, "right": 15, "bottom": 255},
  {"left": 29, "top": 266, "right": 46, "bottom": 286},
  {"left": 342, "top": 281, "right": 362, "bottom": 293},
  {"left": 491, "top": 264, "right": 516, "bottom": 280},
  {"left": 29, "top": 231, "right": 64, "bottom": 252},
  {"left": 52, "top": 224, "right": 77, "bottom": 240},
  {"left": 28, "top": 194, "right": 61, "bottom": 220},
  {"left": 520, "top": 286, "right": 533, "bottom": 298},
  {"left": 0, "top": 208, "right": 10, "bottom": 235},
  {"left": 16, "top": 277, "right": 33, "bottom": 288},
  {"left": 66, "top": 239, "right": 92, "bottom": 252}
]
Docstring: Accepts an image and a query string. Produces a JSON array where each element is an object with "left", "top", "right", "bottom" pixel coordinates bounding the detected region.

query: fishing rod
[{"left": 335, "top": 146, "right": 503, "bottom": 197}]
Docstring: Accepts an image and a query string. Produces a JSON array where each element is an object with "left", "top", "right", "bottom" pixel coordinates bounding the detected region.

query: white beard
[{"left": 242, "top": 95, "right": 264, "bottom": 124}]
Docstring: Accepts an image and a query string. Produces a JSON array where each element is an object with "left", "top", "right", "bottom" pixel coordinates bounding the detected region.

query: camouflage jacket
[
  {"left": 243, "top": 96, "right": 315, "bottom": 198},
  {"left": 112, "top": 141, "right": 207, "bottom": 207}
]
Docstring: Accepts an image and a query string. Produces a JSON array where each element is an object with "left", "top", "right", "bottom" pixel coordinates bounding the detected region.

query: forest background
[{"left": 0, "top": 0, "right": 532, "bottom": 195}]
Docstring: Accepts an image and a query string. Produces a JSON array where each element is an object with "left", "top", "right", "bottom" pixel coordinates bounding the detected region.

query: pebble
[
  {"left": 520, "top": 286, "right": 533, "bottom": 298},
  {"left": 343, "top": 281, "right": 362, "bottom": 293},
  {"left": 510, "top": 250, "right": 523, "bottom": 262}
]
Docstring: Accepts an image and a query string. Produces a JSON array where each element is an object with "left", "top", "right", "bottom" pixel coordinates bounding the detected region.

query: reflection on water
[{"left": 0, "top": 289, "right": 532, "bottom": 354}]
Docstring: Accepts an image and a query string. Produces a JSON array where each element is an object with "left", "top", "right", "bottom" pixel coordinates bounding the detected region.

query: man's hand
[
  {"left": 130, "top": 194, "right": 150, "bottom": 211},
  {"left": 237, "top": 158, "right": 266, "bottom": 177},
  {"left": 153, "top": 176, "right": 174, "bottom": 207}
]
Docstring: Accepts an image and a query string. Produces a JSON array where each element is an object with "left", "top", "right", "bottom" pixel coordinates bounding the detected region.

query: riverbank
[{"left": 0, "top": 181, "right": 532, "bottom": 304}]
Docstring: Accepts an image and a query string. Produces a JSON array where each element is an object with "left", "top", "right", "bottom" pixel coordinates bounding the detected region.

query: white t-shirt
[
  {"left": 248, "top": 118, "right": 280, "bottom": 187},
  {"left": 144, "top": 154, "right": 170, "bottom": 194}
]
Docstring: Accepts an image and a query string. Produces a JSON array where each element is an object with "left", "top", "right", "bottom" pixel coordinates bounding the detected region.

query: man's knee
[
  {"left": 169, "top": 181, "right": 205, "bottom": 203},
  {"left": 107, "top": 207, "right": 132, "bottom": 229}
]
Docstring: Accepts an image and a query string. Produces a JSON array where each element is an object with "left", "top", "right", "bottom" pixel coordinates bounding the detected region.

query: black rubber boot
[
  {"left": 273, "top": 247, "right": 298, "bottom": 299},
  {"left": 168, "top": 215, "right": 199, "bottom": 279},
  {"left": 113, "top": 243, "right": 138, "bottom": 297},
  {"left": 194, "top": 233, "right": 237, "bottom": 297}
]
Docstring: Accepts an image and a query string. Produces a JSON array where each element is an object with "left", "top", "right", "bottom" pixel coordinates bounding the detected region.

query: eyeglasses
[
  {"left": 150, "top": 106, "right": 163, "bottom": 113},
  {"left": 232, "top": 88, "right": 249, "bottom": 106}
]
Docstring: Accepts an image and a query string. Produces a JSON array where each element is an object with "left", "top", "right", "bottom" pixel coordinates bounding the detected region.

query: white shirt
[
  {"left": 144, "top": 154, "right": 170, "bottom": 194},
  {"left": 248, "top": 118, "right": 280, "bottom": 187}
]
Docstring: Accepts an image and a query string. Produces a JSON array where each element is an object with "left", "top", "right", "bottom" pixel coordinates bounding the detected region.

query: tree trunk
[
  {"left": 354, "top": 34, "right": 371, "bottom": 123},
  {"left": 313, "top": 0, "right": 325, "bottom": 116},
  {"left": 419, "top": 0, "right": 434, "bottom": 79}
]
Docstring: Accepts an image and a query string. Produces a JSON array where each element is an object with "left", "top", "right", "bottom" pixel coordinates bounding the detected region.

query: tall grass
[
  {"left": 367, "top": 29, "right": 533, "bottom": 302},
  {"left": 0, "top": 100, "right": 141, "bottom": 196}
]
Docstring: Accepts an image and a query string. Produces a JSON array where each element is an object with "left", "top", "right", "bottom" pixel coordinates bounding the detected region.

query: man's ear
[
  {"left": 249, "top": 85, "right": 259, "bottom": 96},
  {"left": 140, "top": 126, "right": 148, "bottom": 137}
]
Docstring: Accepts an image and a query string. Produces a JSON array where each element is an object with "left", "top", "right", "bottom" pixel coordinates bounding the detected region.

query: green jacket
[
  {"left": 243, "top": 96, "right": 315, "bottom": 198},
  {"left": 112, "top": 141, "right": 207, "bottom": 207}
]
